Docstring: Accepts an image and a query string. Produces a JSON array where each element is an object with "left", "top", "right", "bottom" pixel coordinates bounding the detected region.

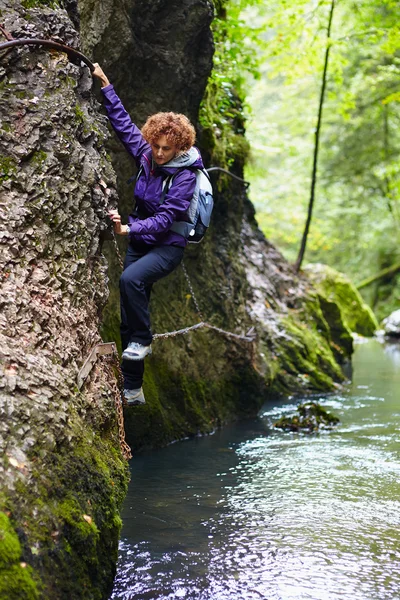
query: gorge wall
[
  {"left": 0, "top": 0, "right": 362, "bottom": 597},
  {"left": 0, "top": 1, "right": 128, "bottom": 598},
  {"left": 78, "top": 0, "right": 354, "bottom": 450}
]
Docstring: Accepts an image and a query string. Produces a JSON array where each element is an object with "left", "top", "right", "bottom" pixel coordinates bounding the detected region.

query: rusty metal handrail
[
  {"left": 207, "top": 167, "right": 250, "bottom": 188},
  {"left": 0, "top": 38, "right": 95, "bottom": 71}
]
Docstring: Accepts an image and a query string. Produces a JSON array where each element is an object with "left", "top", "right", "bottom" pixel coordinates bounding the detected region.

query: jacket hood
[{"left": 157, "top": 146, "right": 204, "bottom": 173}]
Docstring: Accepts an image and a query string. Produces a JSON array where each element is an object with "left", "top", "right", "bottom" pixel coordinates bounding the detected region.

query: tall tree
[{"left": 294, "top": 0, "right": 336, "bottom": 272}]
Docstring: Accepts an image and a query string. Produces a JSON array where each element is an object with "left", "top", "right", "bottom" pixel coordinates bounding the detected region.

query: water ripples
[{"left": 111, "top": 340, "right": 400, "bottom": 600}]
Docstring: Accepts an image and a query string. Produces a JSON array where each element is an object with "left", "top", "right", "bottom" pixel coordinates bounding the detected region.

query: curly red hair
[{"left": 141, "top": 112, "right": 196, "bottom": 152}]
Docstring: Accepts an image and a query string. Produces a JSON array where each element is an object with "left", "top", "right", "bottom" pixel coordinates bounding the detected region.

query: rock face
[
  {"left": 76, "top": 0, "right": 354, "bottom": 451},
  {"left": 0, "top": 0, "right": 358, "bottom": 598},
  {"left": 304, "top": 263, "right": 378, "bottom": 338},
  {"left": 79, "top": 0, "right": 214, "bottom": 124},
  {"left": 382, "top": 309, "right": 400, "bottom": 337},
  {"left": 0, "top": 1, "right": 129, "bottom": 599}
]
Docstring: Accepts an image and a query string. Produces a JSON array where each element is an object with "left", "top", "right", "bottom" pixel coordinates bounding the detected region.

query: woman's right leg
[{"left": 120, "top": 244, "right": 150, "bottom": 392}]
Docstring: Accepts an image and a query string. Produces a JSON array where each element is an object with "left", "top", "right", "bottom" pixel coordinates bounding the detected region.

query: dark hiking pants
[{"left": 120, "top": 243, "right": 184, "bottom": 390}]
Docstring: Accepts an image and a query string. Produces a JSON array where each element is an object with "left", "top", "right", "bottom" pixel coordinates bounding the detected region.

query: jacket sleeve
[
  {"left": 128, "top": 170, "right": 196, "bottom": 237},
  {"left": 101, "top": 84, "right": 150, "bottom": 165}
]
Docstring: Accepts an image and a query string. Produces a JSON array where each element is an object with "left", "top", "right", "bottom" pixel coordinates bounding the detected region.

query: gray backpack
[{"left": 161, "top": 168, "right": 214, "bottom": 243}]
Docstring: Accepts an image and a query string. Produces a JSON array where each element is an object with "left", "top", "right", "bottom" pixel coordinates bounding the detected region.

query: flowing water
[{"left": 111, "top": 339, "right": 400, "bottom": 600}]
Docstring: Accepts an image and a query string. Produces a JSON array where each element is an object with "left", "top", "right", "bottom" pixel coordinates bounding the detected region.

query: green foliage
[
  {"left": 199, "top": 0, "right": 262, "bottom": 166},
  {"left": 30, "top": 150, "right": 47, "bottom": 168},
  {"left": 243, "top": 0, "right": 400, "bottom": 315}
]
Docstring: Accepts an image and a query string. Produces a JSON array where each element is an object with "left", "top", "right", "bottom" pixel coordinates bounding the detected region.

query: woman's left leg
[{"left": 121, "top": 245, "right": 184, "bottom": 392}]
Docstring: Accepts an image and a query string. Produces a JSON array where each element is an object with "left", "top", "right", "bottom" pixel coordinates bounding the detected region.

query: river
[{"left": 111, "top": 338, "right": 400, "bottom": 600}]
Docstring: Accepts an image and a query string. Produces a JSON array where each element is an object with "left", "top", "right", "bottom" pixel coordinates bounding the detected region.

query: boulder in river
[
  {"left": 382, "top": 309, "right": 400, "bottom": 338},
  {"left": 304, "top": 263, "right": 378, "bottom": 338},
  {"left": 274, "top": 402, "right": 340, "bottom": 433}
]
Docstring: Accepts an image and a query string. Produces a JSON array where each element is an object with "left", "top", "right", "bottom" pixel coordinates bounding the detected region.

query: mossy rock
[
  {"left": 0, "top": 511, "right": 39, "bottom": 600},
  {"left": 1, "top": 434, "right": 129, "bottom": 600},
  {"left": 304, "top": 263, "right": 378, "bottom": 336},
  {"left": 274, "top": 401, "right": 340, "bottom": 433}
]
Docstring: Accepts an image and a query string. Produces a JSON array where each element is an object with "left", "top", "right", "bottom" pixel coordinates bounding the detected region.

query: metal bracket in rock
[
  {"left": 77, "top": 342, "right": 117, "bottom": 389},
  {"left": 0, "top": 34, "right": 95, "bottom": 71},
  {"left": 77, "top": 342, "right": 132, "bottom": 461}
]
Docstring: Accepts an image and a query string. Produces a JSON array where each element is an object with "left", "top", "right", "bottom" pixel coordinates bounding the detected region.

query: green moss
[
  {"left": 317, "top": 295, "right": 353, "bottom": 360},
  {"left": 74, "top": 103, "right": 85, "bottom": 123},
  {"left": 6, "top": 433, "right": 129, "bottom": 600},
  {"left": 30, "top": 150, "right": 47, "bottom": 168},
  {"left": 73, "top": 103, "right": 95, "bottom": 139},
  {"left": 304, "top": 263, "right": 378, "bottom": 336},
  {"left": 22, "top": 0, "right": 58, "bottom": 8},
  {"left": 276, "top": 311, "right": 345, "bottom": 393},
  {"left": 199, "top": 81, "right": 247, "bottom": 168},
  {"left": 0, "top": 157, "right": 17, "bottom": 182},
  {"left": 0, "top": 565, "right": 39, "bottom": 600},
  {"left": 0, "top": 513, "right": 22, "bottom": 566},
  {"left": 274, "top": 401, "right": 340, "bottom": 432},
  {"left": 0, "top": 512, "right": 40, "bottom": 599},
  {"left": 15, "top": 90, "right": 28, "bottom": 99}
]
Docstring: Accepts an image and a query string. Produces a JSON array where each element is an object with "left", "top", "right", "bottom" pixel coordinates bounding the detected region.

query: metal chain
[
  {"left": 112, "top": 234, "right": 124, "bottom": 271},
  {"left": 111, "top": 239, "right": 255, "bottom": 344},
  {"left": 206, "top": 166, "right": 250, "bottom": 189},
  {"left": 108, "top": 351, "right": 132, "bottom": 461},
  {"left": 153, "top": 321, "right": 256, "bottom": 342},
  {"left": 181, "top": 261, "right": 204, "bottom": 320}
]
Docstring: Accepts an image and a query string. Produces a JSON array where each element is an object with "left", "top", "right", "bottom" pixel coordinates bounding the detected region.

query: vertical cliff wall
[
  {"left": 0, "top": 1, "right": 128, "bottom": 598},
  {"left": 0, "top": 0, "right": 354, "bottom": 597},
  {"left": 77, "top": 0, "right": 352, "bottom": 451}
]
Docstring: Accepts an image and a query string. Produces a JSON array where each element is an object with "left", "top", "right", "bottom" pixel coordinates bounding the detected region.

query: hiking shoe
[
  {"left": 123, "top": 387, "right": 146, "bottom": 406},
  {"left": 122, "top": 342, "right": 152, "bottom": 361}
]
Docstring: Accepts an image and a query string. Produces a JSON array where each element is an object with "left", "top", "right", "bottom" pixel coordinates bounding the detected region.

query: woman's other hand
[
  {"left": 92, "top": 63, "right": 111, "bottom": 88},
  {"left": 108, "top": 210, "right": 129, "bottom": 235}
]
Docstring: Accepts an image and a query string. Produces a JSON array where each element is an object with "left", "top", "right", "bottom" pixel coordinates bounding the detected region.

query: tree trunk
[
  {"left": 294, "top": 0, "right": 336, "bottom": 272},
  {"left": 357, "top": 261, "right": 400, "bottom": 290}
]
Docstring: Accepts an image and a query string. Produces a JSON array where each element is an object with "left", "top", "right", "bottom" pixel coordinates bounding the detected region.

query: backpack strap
[
  {"left": 127, "top": 151, "right": 152, "bottom": 185},
  {"left": 159, "top": 170, "right": 183, "bottom": 205}
]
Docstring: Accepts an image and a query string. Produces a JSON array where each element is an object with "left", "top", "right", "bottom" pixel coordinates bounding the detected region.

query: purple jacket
[{"left": 102, "top": 85, "right": 204, "bottom": 247}]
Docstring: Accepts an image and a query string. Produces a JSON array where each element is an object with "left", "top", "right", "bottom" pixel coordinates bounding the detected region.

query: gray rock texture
[{"left": 0, "top": 1, "right": 128, "bottom": 598}]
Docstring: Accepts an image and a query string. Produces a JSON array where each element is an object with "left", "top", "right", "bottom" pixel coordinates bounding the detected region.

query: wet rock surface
[
  {"left": 0, "top": 1, "right": 128, "bottom": 598},
  {"left": 274, "top": 401, "right": 340, "bottom": 433},
  {"left": 304, "top": 263, "right": 378, "bottom": 337}
]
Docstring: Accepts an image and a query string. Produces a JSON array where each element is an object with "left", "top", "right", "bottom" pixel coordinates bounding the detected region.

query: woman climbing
[{"left": 92, "top": 64, "right": 205, "bottom": 406}]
